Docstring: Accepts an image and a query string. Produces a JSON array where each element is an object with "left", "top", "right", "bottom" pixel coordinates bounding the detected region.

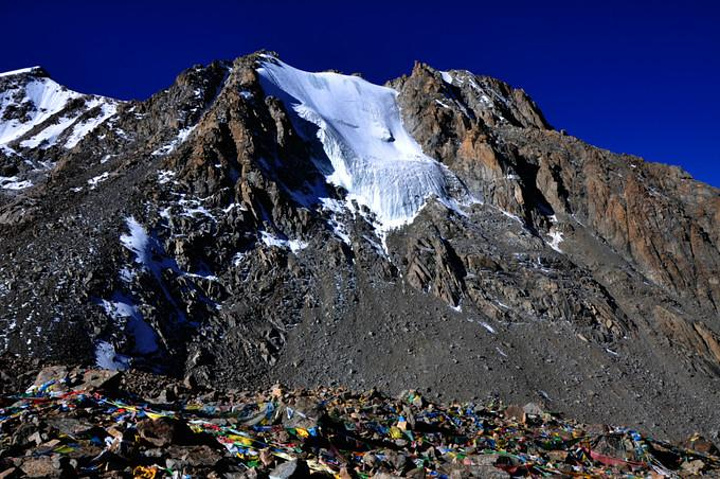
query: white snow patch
[
  {"left": 319, "top": 197, "right": 346, "bottom": 213},
  {"left": 118, "top": 217, "right": 198, "bottom": 322},
  {"left": 329, "top": 217, "right": 351, "bottom": 244},
  {"left": 152, "top": 125, "right": 196, "bottom": 156},
  {"left": 0, "top": 144, "right": 15, "bottom": 155},
  {"left": 157, "top": 170, "right": 177, "bottom": 185},
  {"left": 65, "top": 102, "right": 118, "bottom": 148},
  {"left": 95, "top": 341, "right": 130, "bottom": 371},
  {"left": 100, "top": 298, "right": 159, "bottom": 354},
  {"left": 257, "top": 57, "right": 465, "bottom": 231},
  {"left": 119, "top": 267, "right": 135, "bottom": 283},
  {"left": 0, "top": 176, "right": 32, "bottom": 190},
  {"left": 222, "top": 202, "right": 245, "bottom": 213},
  {"left": 87, "top": 172, "right": 110, "bottom": 188},
  {"left": 319, "top": 198, "right": 353, "bottom": 244},
  {"left": 500, "top": 209, "right": 523, "bottom": 224},
  {"left": 184, "top": 271, "right": 219, "bottom": 281},
  {"left": 547, "top": 230, "right": 564, "bottom": 253},
  {"left": 480, "top": 321, "right": 497, "bottom": 334},
  {"left": 361, "top": 234, "right": 388, "bottom": 257},
  {"left": 19, "top": 116, "right": 76, "bottom": 148},
  {"left": 260, "top": 231, "right": 308, "bottom": 253},
  {"left": 120, "top": 217, "right": 151, "bottom": 267},
  {"left": 0, "top": 66, "right": 42, "bottom": 78},
  {"left": 232, "top": 252, "right": 247, "bottom": 266},
  {"left": 176, "top": 195, "right": 216, "bottom": 221},
  {"left": 440, "top": 71, "right": 454, "bottom": 85}
]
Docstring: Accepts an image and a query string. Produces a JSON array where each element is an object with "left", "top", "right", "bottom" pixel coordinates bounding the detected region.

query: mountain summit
[{"left": 0, "top": 52, "right": 718, "bottom": 442}]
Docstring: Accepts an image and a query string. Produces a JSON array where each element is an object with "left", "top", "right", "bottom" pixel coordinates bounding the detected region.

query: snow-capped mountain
[
  {"left": 0, "top": 52, "right": 718, "bottom": 442},
  {"left": 0, "top": 66, "right": 121, "bottom": 191}
]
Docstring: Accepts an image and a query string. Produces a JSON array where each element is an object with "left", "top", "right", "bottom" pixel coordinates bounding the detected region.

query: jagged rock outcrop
[{"left": 0, "top": 52, "right": 718, "bottom": 443}]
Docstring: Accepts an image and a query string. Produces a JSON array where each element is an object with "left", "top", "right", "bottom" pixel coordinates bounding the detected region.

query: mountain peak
[
  {"left": 0, "top": 67, "right": 121, "bottom": 189},
  {"left": 0, "top": 65, "right": 49, "bottom": 79},
  {"left": 0, "top": 51, "right": 719, "bottom": 445}
]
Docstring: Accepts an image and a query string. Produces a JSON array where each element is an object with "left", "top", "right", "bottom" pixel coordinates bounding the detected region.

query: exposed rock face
[
  {"left": 0, "top": 52, "right": 718, "bottom": 443},
  {"left": 393, "top": 63, "right": 719, "bottom": 320}
]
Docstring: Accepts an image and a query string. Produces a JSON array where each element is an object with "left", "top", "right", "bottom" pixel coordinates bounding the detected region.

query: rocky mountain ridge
[{"left": 0, "top": 52, "right": 718, "bottom": 444}]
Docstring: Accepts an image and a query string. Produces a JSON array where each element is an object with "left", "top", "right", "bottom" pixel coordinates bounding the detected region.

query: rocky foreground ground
[{"left": 0, "top": 364, "right": 718, "bottom": 478}]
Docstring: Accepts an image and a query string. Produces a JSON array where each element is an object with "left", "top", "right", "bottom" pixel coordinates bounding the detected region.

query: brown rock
[
  {"left": 165, "top": 444, "right": 222, "bottom": 467},
  {"left": 0, "top": 468, "right": 18, "bottom": 479},
  {"left": 337, "top": 467, "right": 353, "bottom": 479},
  {"left": 681, "top": 459, "right": 705, "bottom": 476},
  {"left": 268, "top": 459, "right": 310, "bottom": 479},
  {"left": 683, "top": 433, "right": 720, "bottom": 456},
  {"left": 260, "top": 448, "right": 274, "bottom": 466},
  {"left": 27, "top": 366, "right": 69, "bottom": 394},
  {"left": 546, "top": 450, "right": 568, "bottom": 463},
  {"left": 76, "top": 369, "right": 121, "bottom": 392},
  {"left": 137, "top": 417, "right": 196, "bottom": 447},
  {"left": 504, "top": 405, "right": 525, "bottom": 422},
  {"left": 522, "top": 402, "right": 544, "bottom": 416},
  {"left": 19, "top": 457, "right": 56, "bottom": 478}
]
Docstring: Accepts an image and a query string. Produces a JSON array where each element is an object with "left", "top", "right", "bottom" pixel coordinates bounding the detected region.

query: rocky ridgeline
[
  {"left": 0, "top": 52, "right": 719, "bottom": 443},
  {"left": 0, "top": 365, "right": 719, "bottom": 478}
]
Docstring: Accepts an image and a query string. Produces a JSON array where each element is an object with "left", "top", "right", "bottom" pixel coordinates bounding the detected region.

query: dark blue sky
[{"left": 3, "top": 1, "right": 719, "bottom": 187}]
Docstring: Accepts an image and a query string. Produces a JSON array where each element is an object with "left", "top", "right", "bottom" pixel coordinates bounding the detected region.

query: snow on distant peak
[
  {"left": 257, "top": 57, "right": 465, "bottom": 230},
  {"left": 0, "top": 71, "right": 120, "bottom": 150},
  {"left": 0, "top": 66, "right": 43, "bottom": 78}
]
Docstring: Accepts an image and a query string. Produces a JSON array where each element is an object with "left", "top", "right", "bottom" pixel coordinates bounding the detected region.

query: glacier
[{"left": 256, "top": 56, "right": 465, "bottom": 230}]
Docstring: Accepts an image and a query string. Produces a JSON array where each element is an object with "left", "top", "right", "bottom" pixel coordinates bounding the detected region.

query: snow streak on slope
[
  {"left": 257, "top": 57, "right": 464, "bottom": 230},
  {"left": 0, "top": 68, "right": 119, "bottom": 150},
  {"left": 65, "top": 102, "right": 119, "bottom": 148}
]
